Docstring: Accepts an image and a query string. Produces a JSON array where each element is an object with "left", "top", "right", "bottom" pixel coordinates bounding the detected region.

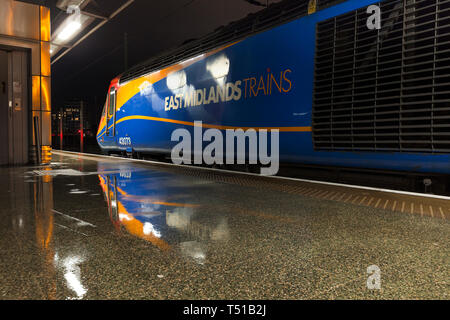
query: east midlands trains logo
[{"left": 164, "top": 67, "right": 292, "bottom": 111}]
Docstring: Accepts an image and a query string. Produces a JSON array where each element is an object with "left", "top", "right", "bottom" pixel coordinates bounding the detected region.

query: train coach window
[{"left": 108, "top": 89, "right": 116, "bottom": 116}]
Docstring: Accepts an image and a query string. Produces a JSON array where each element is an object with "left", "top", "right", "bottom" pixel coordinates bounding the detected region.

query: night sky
[{"left": 23, "top": 0, "right": 283, "bottom": 127}]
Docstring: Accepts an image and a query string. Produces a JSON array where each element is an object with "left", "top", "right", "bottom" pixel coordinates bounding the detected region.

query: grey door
[
  {"left": 10, "top": 51, "right": 29, "bottom": 165},
  {"left": 0, "top": 50, "right": 8, "bottom": 165},
  {"left": 0, "top": 49, "right": 29, "bottom": 166}
]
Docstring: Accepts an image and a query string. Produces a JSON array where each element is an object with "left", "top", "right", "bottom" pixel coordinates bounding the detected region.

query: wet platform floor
[{"left": 0, "top": 151, "right": 448, "bottom": 300}]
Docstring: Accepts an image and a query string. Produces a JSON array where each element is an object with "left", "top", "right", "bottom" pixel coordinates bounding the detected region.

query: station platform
[{"left": 0, "top": 151, "right": 448, "bottom": 299}]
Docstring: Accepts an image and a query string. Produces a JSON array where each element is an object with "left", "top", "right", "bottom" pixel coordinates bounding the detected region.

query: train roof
[{"left": 119, "top": 0, "right": 344, "bottom": 84}]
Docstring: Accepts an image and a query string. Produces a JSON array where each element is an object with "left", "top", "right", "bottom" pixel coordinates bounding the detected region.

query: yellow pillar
[{"left": 31, "top": 6, "right": 52, "bottom": 164}]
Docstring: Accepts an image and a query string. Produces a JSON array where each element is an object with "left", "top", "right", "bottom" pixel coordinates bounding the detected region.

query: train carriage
[{"left": 97, "top": 0, "right": 450, "bottom": 191}]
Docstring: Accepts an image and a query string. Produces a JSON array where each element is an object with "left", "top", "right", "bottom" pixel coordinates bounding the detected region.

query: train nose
[{"left": 97, "top": 134, "right": 105, "bottom": 148}]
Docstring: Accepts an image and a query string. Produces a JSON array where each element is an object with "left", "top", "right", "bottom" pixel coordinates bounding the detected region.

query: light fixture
[
  {"left": 50, "top": 44, "right": 60, "bottom": 57},
  {"left": 51, "top": 0, "right": 135, "bottom": 63},
  {"left": 56, "top": 20, "right": 82, "bottom": 41}
]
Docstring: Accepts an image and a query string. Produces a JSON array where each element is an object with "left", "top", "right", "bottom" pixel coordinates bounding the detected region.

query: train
[{"left": 97, "top": 0, "right": 450, "bottom": 192}]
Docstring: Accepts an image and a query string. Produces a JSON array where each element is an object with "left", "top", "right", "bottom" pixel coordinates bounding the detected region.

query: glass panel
[
  {"left": 32, "top": 76, "right": 40, "bottom": 110},
  {"left": 40, "top": 42, "right": 51, "bottom": 76},
  {"left": 108, "top": 90, "right": 116, "bottom": 116},
  {"left": 0, "top": 1, "right": 39, "bottom": 40},
  {"left": 41, "top": 111, "right": 51, "bottom": 146},
  {"left": 40, "top": 6, "right": 51, "bottom": 42},
  {"left": 32, "top": 111, "right": 40, "bottom": 145},
  {"left": 41, "top": 76, "right": 51, "bottom": 111},
  {"left": 30, "top": 43, "right": 40, "bottom": 76}
]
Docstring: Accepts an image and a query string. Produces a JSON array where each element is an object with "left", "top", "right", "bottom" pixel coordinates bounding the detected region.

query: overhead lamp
[
  {"left": 51, "top": 0, "right": 135, "bottom": 64},
  {"left": 56, "top": 20, "right": 82, "bottom": 41},
  {"left": 50, "top": 44, "right": 60, "bottom": 57}
]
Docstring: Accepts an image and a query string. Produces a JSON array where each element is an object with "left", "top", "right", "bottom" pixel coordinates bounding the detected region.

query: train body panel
[{"left": 97, "top": 0, "right": 450, "bottom": 174}]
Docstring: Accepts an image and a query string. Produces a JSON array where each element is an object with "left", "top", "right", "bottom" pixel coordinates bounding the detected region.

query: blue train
[{"left": 97, "top": 0, "right": 450, "bottom": 178}]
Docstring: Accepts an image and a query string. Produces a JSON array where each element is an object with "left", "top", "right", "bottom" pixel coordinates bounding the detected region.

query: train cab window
[{"left": 108, "top": 89, "right": 116, "bottom": 116}]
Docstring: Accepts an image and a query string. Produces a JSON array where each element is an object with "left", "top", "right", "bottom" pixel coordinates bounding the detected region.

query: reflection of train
[
  {"left": 98, "top": 165, "right": 229, "bottom": 262},
  {"left": 97, "top": 0, "right": 450, "bottom": 187}
]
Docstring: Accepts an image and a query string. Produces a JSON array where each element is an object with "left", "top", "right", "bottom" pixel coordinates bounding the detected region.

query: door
[
  {"left": 106, "top": 87, "right": 116, "bottom": 137},
  {"left": 104, "top": 87, "right": 117, "bottom": 148},
  {"left": 0, "top": 50, "right": 8, "bottom": 165},
  {"left": 10, "top": 51, "right": 29, "bottom": 165},
  {"left": 0, "top": 49, "right": 29, "bottom": 166}
]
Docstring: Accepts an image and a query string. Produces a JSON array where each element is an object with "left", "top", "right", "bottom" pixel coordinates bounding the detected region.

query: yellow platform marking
[
  {"left": 375, "top": 198, "right": 382, "bottom": 208},
  {"left": 324, "top": 191, "right": 335, "bottom": 200},
  {"left": 310, "top": 189, "right": 323, "bottom": 197},
  {"left": 330, "top": 192, "right": 340, "bottom": 201},
  {"left": 359, "top": 196, "right": 367, "bottom": 205},
  {"left": 303, "top": 188, "right": 317, "bottom": 196},
  {"left": 439, "top": 207, "right": 445, "bottom": 219},
  {"left": 351, "top": 196, "right": 360, "bottom": 204}
]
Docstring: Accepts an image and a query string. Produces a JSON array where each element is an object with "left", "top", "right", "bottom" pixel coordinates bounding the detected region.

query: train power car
[{"left": 97, "top": 0, "right": 450, "bottom": 193}]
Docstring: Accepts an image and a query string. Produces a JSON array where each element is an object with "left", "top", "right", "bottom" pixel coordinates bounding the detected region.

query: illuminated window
[{"left": 108, "top": 89, "right": 116, "bottom": 116}]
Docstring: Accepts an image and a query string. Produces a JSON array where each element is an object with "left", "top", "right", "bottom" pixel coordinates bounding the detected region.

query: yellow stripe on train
[{"left": 97, "top": 115, "right": 312, "bottom": 139}]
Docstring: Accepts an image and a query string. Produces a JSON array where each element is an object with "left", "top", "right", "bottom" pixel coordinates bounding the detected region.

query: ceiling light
[{"left": 57, "top": 21, "right": 81, "bottom": 41}]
